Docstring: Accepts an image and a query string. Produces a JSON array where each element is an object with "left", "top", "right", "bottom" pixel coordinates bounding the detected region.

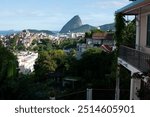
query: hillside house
[{"left": 86, "top": 32, "right": 114, "bottom": 46}]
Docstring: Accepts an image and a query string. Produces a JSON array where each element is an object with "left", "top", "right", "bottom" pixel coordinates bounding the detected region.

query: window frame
[{"left": 147, "top": 15, "right": 150, "bottom": 47}]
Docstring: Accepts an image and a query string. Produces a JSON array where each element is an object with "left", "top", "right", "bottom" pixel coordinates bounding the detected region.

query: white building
[
  {"left": 17, "top": 51, "right": 38, "bottom": 74},
  {"left": 68, "top": 32, "right": 85, "bottom": 39}
]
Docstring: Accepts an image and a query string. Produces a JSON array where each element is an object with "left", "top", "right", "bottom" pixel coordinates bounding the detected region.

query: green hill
[
  {"left": 27, "top": 29, "right": 54, "bottom": 35},
  {"left": 71, "top": 24, "right": 97, "bottom": 33}
]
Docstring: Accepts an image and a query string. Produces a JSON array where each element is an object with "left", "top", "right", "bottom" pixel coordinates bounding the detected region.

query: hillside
[
  {"left": 71, "top": 24, "right": 97, "bottom": 33},
  {"left": 0, "top": 30, "right": 20, "bottom": 36},
  {"left": 99, "top": 23, "right": 115, "bottom": 31},
  {"left": 27, "top": 29, "right": 54, "bottom": 35},
  {"left": 60, "top": 15, "right": 98, "bottom": 33}
]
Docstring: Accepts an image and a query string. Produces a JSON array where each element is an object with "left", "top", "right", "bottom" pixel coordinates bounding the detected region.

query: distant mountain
[
  {"left": 60, "top": 15, "right": 115, "bottom": 33},
  {"left": 0, "top": 30, "right": 20, "bottom": 36},
  {"left": 99, "top": 23, "right": 115, "bottom": 31},
  {"left": 27, "top": 29, "right": 54, "bottom": 35},
  {"left": 71, "top": 24, "right": 97, "bottom": 33},
  {"left": 60, "top": 15, "right": 82, "bottom": 33},
  {"left": 51, "top": 31, "right": 59, "bottom": 34}
]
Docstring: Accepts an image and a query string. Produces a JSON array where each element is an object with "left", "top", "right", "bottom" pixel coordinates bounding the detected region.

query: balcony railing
[{"left": 119, "top": 45, "right": 150, "bottom": 72}]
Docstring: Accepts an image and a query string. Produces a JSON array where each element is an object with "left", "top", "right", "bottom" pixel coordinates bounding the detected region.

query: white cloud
[
  {"left": 0, "top": 9, "right": 50, "bottom": 18},
  {"left": 86, "top": 0, "right": 129, "bottom": 9},
  {"left": 81, "top": 0, "right": 131, "bottom": 26},
  {"left": 81, "top": 12, "right": 115, "bottom": 27}
]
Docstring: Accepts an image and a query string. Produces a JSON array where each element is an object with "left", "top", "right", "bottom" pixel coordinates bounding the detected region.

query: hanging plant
[
  {"left": 110, "top": 13, "right": 126, "bottom": 82},
  {"left": 115, "top": 13, "right": 126, "bottom": 48}
]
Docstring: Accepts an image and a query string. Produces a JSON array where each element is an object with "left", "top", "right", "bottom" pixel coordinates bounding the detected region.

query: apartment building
[{"left": 17, "top": 51, "right": 38, "bottom": 74}]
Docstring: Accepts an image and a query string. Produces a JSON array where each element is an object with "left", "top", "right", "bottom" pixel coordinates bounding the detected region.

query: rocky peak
[{"left": 60, "top": 15, "right": 82, "bottom": 33}]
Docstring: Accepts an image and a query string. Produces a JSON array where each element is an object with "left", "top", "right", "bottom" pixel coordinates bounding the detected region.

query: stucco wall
[{"left": 140, "top": 12, "right": 150, "bottom": 54}]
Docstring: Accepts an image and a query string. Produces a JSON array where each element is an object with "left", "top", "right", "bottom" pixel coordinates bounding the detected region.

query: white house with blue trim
[{"left": 116, "top": 0, "right": 150, "bottom": 100}]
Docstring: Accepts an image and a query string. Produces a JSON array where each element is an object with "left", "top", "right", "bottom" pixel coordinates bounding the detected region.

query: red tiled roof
[
  {"left": 92, "top": 32, "right": 113, "bottom": 40},
  {"left": 101, "top": 44, "right": 112, "bottom": 53}
]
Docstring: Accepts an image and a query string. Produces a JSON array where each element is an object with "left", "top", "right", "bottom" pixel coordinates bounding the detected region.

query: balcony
[{"left": 119, "top": 45, "right": 150, "bottom": 72}]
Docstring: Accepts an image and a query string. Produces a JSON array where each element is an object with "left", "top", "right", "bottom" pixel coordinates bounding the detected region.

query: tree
[
  {"left": 85, "top": 32, "right": 92, "bottom": 38},
  {"left": 122, "top": 19, "right": 136, "bottom": 48},
  {"left": 0, "top": 46, "right": 18, "bottom": 82},
  {"left": 34, "top": 50, "right": 68, "bottom": 81},
  {"left": 29, "top": 39, "right": 54, "bottom": 52},
  {"left": 34, "top": 51, "right": 57, "bottom": 80},
  {"left": 85, "top": 29, "right": 103, "bottom": 38},
  {"left": 58, "top": 39, "right": 77, "bottom": 49},
  {"left": 16, "top": 44, "right": 26, "bottom": 51},
  {"left": 113, "top": 13, "right": 126, "bottom": 78},
  {"left": 8, "top": 35, "right": 19, "bottom": 50},
  {"left": 41, "top": 39, "right": 53, "bottom": 50},
  {"left": 0, "top": 46, "right": 18, "bottom": 99},
  {"left": 115, "top": 13, "right": 126, "bottom": 48},
  {"left": 78, "top": 48, "right": 115, "bottom": 88},
  {"left": 31, "top": 39, "right": 38, "bottom": 45},
  {"left": 0, "top": 40, "right": 2, "bottom": 46}
]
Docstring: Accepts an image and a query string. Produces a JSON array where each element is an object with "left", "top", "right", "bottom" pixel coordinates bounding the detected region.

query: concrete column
[
  {"left": 130, "top": 78, "right": 134, "bottom": 100},
  {"left": 115, "top": 64, "right": 120, "bottom": 100},
  {"left": 130, "top": 78, "right": 141, "bottom": 100},
  {"left": 115, "top": 77, "right": 120, "bottom": 100},
  {"left": 136, "top": 15, "right": 140, "bottom": 50},
  {"left": 87, "top": 88, "right": 92, "bottom": 100}
]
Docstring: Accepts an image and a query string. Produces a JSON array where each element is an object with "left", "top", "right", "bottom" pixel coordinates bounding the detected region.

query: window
[{"left": 147, "top": 15, "right": 150, "bottom": 47}]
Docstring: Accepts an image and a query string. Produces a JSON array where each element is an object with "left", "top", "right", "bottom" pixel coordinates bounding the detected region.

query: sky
[{"left": 0, "top": 0, "right": 131, "bottom": 31}]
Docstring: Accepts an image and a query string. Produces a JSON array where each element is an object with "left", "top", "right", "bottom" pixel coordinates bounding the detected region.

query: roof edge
[{"left": 115, "top": 0, "right": 144, "bottom": 14}]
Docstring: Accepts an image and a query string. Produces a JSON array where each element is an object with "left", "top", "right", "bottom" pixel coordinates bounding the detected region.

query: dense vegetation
[
  {"left": 122, "top": 19, "right": 136, "bottom": 48},
  {"left": 0, "top": 40, "right": 115, "bottom": 99},
  {"left": 78, "top": 48, "right": 115, "bottom": 87},
  {"left": 115, "top": 13, "right": 136, "bottom": 48},
  {"left": 0, "top": 46, "right": 19, "bottom": 99}
]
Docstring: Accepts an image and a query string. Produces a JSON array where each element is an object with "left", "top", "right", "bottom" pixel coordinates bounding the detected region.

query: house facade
[
  {"left": 86, "top": 32, "right": 114, "bottom": 46},
  {"left": 116, "top": 0, "right": 150, "bottom": 100}
]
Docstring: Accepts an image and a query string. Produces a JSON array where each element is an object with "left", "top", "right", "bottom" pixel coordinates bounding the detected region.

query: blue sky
[{"left": 0, "top": 0, "right": 131, "bottom": 31}]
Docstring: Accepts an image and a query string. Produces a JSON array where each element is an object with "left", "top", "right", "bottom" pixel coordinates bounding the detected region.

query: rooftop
[
  {"left": 115, "top": 0, "right": 150, "bottom": 15},
  {"left": 92, "top": 32, "right": 113, "bottom": 40}
]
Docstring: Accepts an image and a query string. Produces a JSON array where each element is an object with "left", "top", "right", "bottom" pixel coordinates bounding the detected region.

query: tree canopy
[
  {"left": 115, "top": 13, "right": 126, "bottom": 48},
  {"left": 122, "top": 19, "right": 136, "bottom": 48},
  {"left": 77, "top": 48, "right": 115, "bottom": 88},
  {"left": 0, "top": 46, "right": 18, "bottom": 82},
  {"left": 85, "top": 29, "right": 104, "bottom": 38},
  {"left": 34, "top": 50, "right": 70, "bottom": 80}
]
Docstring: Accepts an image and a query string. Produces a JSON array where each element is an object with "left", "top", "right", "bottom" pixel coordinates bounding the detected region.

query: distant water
[
  {"left": 0, "top": 30, "right": 20, "bottom": 36},
  {"left": 0, "top": 30, "right": 58, "bottom": 36}
]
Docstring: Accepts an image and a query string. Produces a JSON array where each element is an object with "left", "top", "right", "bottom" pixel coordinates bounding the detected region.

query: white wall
[{"left": 139, "top": 11, "right": 150, "bottom": 54}]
